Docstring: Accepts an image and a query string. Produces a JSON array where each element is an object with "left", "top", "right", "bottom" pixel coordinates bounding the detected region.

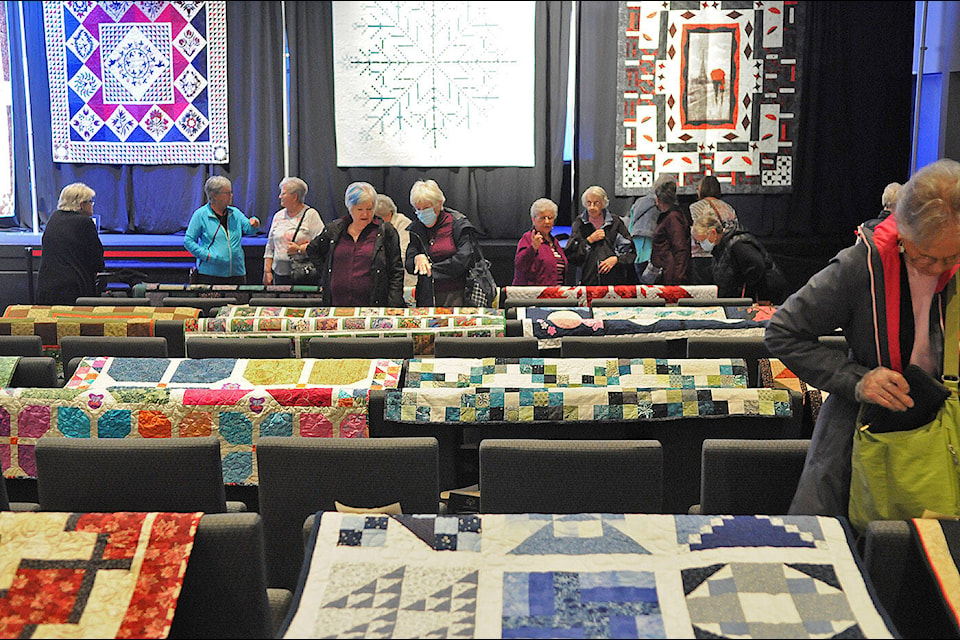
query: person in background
[
  {"left": 765, "top": 158, "right": 960, "bottom": 518},
  {"left": 862, "top": 181, "right": 903, "bottom": 231},
  {"left": 692, "top": 208, "right": 787, "bottom": 304},
  {"left": 628, "top": 174, "right": 676, "bottom": 282},
  {"left": 374, "top": 194, "right": 416, "bottom": 289},
  {"left": 262, "top": 176, "right": 324, "bottom": 285},
  {"left": 184, "top": 176, "right": 260, "bottom": 284},
  {"left": 37, "top": 182, "right": 105, "bottom": 304},
  {"left": 513, "top": 198, "right": 567, "bottom": 286},
  {"left": 564, "top": 185, "right": 636, "bottom": 285},
  {"left": 649, "top": 177, "right": 692, "bottom": 284},
  {"left": 405, "top": 179, "right": 479, "bottom": 307},
  {"left": 306, "top": 182, "right": 404, "bottom": 307},
  {"left": 688, "top": 175, "right": 740, "bottom": 283}
]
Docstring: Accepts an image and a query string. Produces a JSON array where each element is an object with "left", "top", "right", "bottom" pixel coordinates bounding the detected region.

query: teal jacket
[{"left": 184, "top": 204, "right": 257, "bottom": 277}]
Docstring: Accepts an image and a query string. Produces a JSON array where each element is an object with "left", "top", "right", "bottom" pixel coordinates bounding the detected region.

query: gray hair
[
  {"left": 204, "top": 176, "right": 232, "bottom": 202},
  {"left": 344, "top": 182, "right": 377, "bottom": 210},
  {"left": 374, "top": 194, "right": 397, "bottom": 219},
  {"left": 530, "top": 198, "right": 558, "bottom": 220},
  {"left": 410, "top": 179, "right": 445, "bottom": 210},
  {"left": 280, "top": 176, "right": 308, "bottom": 203},
  {"left": 654, "top": 177, "right": 679, "bottom": 208},
  {"left": 692, "top": 209, "right": 723, "bottom": 236},
  {"left": 895, "top": 159, "right": 960, "bottom": 245},
  {"left": 57, "top": 182, "right": 95, "bottom": 212},
  {"left": 580, "top": 185, "right": 609, "bottom": 209},
  {"left": 882, "top": 182, "right": 902, "bottom": 209}
]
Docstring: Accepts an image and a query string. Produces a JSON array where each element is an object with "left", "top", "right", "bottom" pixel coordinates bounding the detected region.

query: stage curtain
[
  {"left": 6, "top": 1, "right": 284, "bottom": 234},
  {"left": 574, "top": 1, "right": 915, "bottom": 241},
  {"left": 285, "top": 0, "right": 571, "bottom": 239}
]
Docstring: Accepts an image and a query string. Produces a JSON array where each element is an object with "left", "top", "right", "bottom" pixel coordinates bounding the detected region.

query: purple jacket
[{"left": 512, "top": 229, "right": 568, "bottom": 286}]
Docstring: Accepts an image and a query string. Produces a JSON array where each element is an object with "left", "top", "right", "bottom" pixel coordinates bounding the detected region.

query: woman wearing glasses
[
  {"left": 37, "top": 182, "right": 105, "bottom": 304},
  {"left": 512, "top": 198, "right": 568, "bottom": 286},
  {"left": 765, "top": 158, "right": 960, "bottom": 520}
]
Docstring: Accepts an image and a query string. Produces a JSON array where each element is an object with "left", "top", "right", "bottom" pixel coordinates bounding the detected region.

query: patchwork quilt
[
  {"left": 758, "top": 357, "right": 829, "bottom": 426},
  {"left": 385, "top": 386, "right": 793, "bottom": 423},
  {"left": 0, "top": 357, "right": 18, "bottom": 388},
  {"left": 281, "top": 512, "right": 896, "bottom": 639},
  {"left": 215, "top": 306, "right": 503, "bottom": 319},
  {"left": 2, "top": 305, "right": 200, "bottom": 320},
  {"left": 910, "top": 518, "right": 960, "bottom": 636},
  {"left": 0, "top": 384, "right": 369, "bottom": 484},
  {"left": 0, "top": 511, "right": 201, "bottom": 639},
  {"left": 404, "top": 357, "right": 749, "bottom": 389},
  {"left": 65, "top": 357, "right": 402, "bottom": 391},
  {"left": 502, "top": 285, "right": 719, "bottom": 306},
  {"left": 520, "top": 305, "right": 775, "bottom": 348}
]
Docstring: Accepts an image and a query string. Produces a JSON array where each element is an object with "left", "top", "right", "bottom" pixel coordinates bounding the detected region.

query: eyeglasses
[
  {"left": 535, "top": 215, "right": 556, "bottom": 221},
  {"left": 900, "top": 239, "right": 960, "bottom": 269},
  {"left": 86, "top": 199, "right": 95, "bottom": 205}
]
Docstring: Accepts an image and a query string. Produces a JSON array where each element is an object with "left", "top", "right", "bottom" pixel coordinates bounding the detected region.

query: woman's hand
[
  {"left": 532, "top": 232, "right": 544, "bottom": 251},
  {"left": 263, "top": 270, "right": 273, "bottom": 286},
  {"left": 598, "top": 256, "right": 618, "bottom": 275},
  {"left": 414, "top": 254, "right": 432, "bottom": 276},
  {"left": 587, "top": 228, "right": 605, "bottom": 243},
  {"left": 859, "top": 366, "right": 914, "bottom": 411},
  {"left": 286, "top": 241, "right": 301, "bottom": 255}
]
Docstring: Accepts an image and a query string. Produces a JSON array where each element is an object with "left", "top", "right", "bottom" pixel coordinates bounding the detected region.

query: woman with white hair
[
  {"left": 405, "top": 179, "right": 479, "bottom": 306},
  {"left": 306, "top": 181, "right": 404, "bottom": 306},
  {"left": 513, "top": 198, "right": 567, "bottom": 286},
  {"left": 37, "top": 182, "right": 105, "bottom": 304},
  {"left": 564, "top": 185, "right": 636, "bottom": 285},
  {"left": 263, "top": 176, "right": 324, "bottom": 285},
  {"left": 184, "top": 175, "right": 261, "bottom": 284}
]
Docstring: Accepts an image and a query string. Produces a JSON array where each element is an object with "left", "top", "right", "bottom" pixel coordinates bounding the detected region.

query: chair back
[
  {"left": 694, "top": 438, "right": 809, "bottom": 515},
  {"left": 161, "top": 296, "right": 239, "bottom": 317},
  {"left": 60, "top": 336, "right": 169, "bottom": 380},
  {"left": 184, "top": 336, "right": 293, "bottom": 358},
  {"left": 677, "top": 297, "right": 754, "bottom": 306},
  {"left": 479, "top": 439, "right": 663, "bottom": 514},
  {"left": 35, "top": 436, "right": 228, "bottom": 513},
  {"left": 256, "top": 436, "right": 440, "bottom": 591},
  {"left": 247, "top": 297, "right": 326, "bottom": 307},
  {"left": 0, "top": 335, "right": 43, "bottom": 356},
  {"left": 74, "top": 297, "right": 154, "bottom": 306},
  {"left": 561, "top": 336, "right": 671, "bottom": 358},
  {"left": 433, "top": 336, "right": 539, "bottom": 358},
  {"left": 685, "top": 336, "right": 771, "bottom": 387},
  {"left": 308, "top": 336, "right": 415, "bottom": 359},
  {"left": 9, "top": 357, "right": 59, "bottom": 388}
]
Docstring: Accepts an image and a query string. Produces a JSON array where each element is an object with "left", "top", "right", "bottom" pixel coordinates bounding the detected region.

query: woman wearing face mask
[
  {"left": 691, "top": 209, "right": 787, "bottom": 304},
  {"left": 405, "top": 179, "right": 478, "bottom": 306}
]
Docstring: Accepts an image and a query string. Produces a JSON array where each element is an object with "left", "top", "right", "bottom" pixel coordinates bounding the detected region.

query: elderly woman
[
  {"left": 263, "top": 177, "right": 325, "bottom": 285},
  {"left": 513, "top": 198, "right": 567, "bottom": 286},
  {"left": 564, "top": 185, "right": 636, "bottom": 285},
  {"left": 405, "top": 179, "right": 479, "bottom": 306},
  {"left": 374, "top": 194, "right": 416, "bottom": 288},
  {"left": 306, "top": 182, "right": 404, "bottom": 307},
  {"left": 649, "top": 177, "right": 692, "bottom": 284},
  {"left": 37, "top": 182, "right": 105, "bottom": 304},
  {"left": 765, "top": 158, "right": 960, "bottom": 520},
  {"left": 184, "top": 176, "right": 260, "bottom": 284},
  {"left": 692, "top": 209, "right": 786, "bottom": 303}
]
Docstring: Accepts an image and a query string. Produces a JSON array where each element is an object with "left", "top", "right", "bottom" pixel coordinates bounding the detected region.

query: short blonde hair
[
  {"left": 580, "top": 186, "right": 609, "bottom": 209},
  {"left": 410, "top": 180, "right": 445, "bottom": 210},
  {"left": 895, "top": 159, "right": 960, "bottom": 245},
  {"left": 57, "top": 182, "right": 95, "bottom": 212},
  {"left": 692, "top": 210, "right": 723, "bottom": 237},
  {"left": 882, "top": 182, "right": 902, "bottom": 209},
  {"left": 280, "top": 176, "right": 308, "bottom": 203},
  {"left": 375, "top": 194, "right": 397, "bottom": 219}
]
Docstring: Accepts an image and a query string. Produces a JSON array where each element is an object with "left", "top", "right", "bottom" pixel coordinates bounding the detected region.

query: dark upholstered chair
[
  {"left": 9, "top": 357, "right": 59, "bottom": 388},
  {"left": 560, "top": 336, "right": 671, "bottom": 358},
  {"left": 35, "top": 436, "right": 232, "bottom": 513},
  {"left": 676, "top": 297, "right": 754, "bottom": 306},
  {"left": 0, "top": 476, "right": 39, "bottom": 512},
  {"left": 74, "top": 297, "right": 154, "bottom": 306},
  {"left": 308, "top": 336, "right": 415, "bottom": 359},
  {"left": 0, "top": 335, "right": 43, "bottom": 356},
  {"left": 247, "top": 297, "right": 326, "bottom": 307},
  {"left": 433, "top": 335, "right": 540, "bottom": 358},
  {"left": 169, "top": 513, "right": 292, "bottom": 639},
  {"left": 60, "top": 336, "right": 169, "bottom": 381},
  {"left": 479, "top": 439, "right": 663, "bottom": 514},
  {"left": 155, "top": 320, "right": 187, "bottom": 357},
  {"left": 685, "top": 335, "right": 771, "bottom": 387},
  {"left": 256, "top": 436, "right": 440, "bottom": 591},
  {"left": 689, "top": 438, "right": 809, "bottom": 515},
  {"left": 590, "top": 298, "right": 667, "bottom": 307},
  {"left": 184, "top": 336, "right": 293, "bottom": 358},
  {"left": 161, "top": 296, "right": 239, "bottom": 317}
]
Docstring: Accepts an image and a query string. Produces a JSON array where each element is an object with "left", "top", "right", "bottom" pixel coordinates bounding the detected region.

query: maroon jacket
[
  {"left": 512, "top": 229, "right": 567, "bottom": 286},
  {"left": 651, "top": 207, "right": 692, "bottom": 284}
]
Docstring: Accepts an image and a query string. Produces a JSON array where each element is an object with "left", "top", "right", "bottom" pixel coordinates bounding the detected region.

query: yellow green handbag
[{"left": 849, "top": 273, "right": 960, "bottom": 532}]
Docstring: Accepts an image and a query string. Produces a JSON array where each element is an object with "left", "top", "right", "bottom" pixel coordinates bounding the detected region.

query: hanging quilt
[
  {"left": 0, "top": 2, "right": 12, "bottom": 219},
  {"left": 616, "top": 1, "right": 802, "bottom": 195},
  {"left": 43, "top": 1, "right": 229, "bottom": 164}
]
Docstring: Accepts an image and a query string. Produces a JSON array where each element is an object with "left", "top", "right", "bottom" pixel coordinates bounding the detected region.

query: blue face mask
[
  {"left": 699, "top": 238, "right": 715, "bottom": 253},
  {"left": 416, "top": 207, "right": 437, "bottom": 227}
]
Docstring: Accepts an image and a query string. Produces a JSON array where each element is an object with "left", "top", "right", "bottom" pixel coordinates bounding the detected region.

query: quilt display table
[
  {"left": 281, "top": 512, "right": 896, "bottom": 639},
  {"left": 502, "top": 284, "right": 719, "bottom": 306}
]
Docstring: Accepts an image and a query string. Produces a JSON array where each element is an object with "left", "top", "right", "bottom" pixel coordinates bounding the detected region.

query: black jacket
[
  {"left": 405, "top": 208, "right": 477, "bottom": 306},
  {"left": 37, "top": 209, "right": 105, "bottom": 304},
  {"left": 306, "top": 216, "right": 405, "bottom": 307},
  {"left": 711, "top": 230, "right": 786, "bottom": 303}
]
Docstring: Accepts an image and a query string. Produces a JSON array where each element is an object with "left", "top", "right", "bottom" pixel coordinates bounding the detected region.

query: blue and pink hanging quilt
[{"left": 43, "top": 1, "right": 228, "bottom": 164}]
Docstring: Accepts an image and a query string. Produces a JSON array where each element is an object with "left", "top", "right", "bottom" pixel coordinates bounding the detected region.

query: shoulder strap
[
  {"left": 944, "top": 273, "right": 960, "bottom": 382},
  {"left": 291, "top": 207, "right": 310, "bottom": 239}
]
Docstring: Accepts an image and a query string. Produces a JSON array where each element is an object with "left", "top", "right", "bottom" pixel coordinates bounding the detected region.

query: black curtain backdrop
[
  {"left": 285, "top": 0, "right": 571, "bottom": 240},
  {"left": 7, "top": 1, "right": 915, "bottom": 254},
  {"left": 8, "top": 1, "right": 285, "bottom": 234},
  {"left": 574, "top": 1, "right": 916, "bottom": 245}
]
